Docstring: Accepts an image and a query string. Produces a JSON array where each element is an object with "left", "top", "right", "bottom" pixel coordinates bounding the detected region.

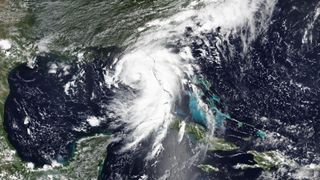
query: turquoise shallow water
[
  {"left": 188, "top": 93, "right": 207, "bottom": 126},
  {"left": 213, "top": 107, "right": 230, "bottom": 128}
]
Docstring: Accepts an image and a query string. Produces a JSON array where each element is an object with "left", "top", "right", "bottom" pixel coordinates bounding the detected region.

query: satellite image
[{"left": 0, "top": 0, "right": 319, "bottom": 179}]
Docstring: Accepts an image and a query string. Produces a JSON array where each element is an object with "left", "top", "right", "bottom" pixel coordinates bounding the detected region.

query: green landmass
[
  {"left": 234, "top": 151, "right": 288, "bottom": 171},
  {"left": 0, "top": 134, "right": 110, "bottom": 179},
  {"left": 249, "top": 151, "right": 286, "bottom": 170},
  {"left": 171, "top": 119, "right": 239, "bottom": 151},
  {"left": 208, "top": 138, "right": 239, "bottom": 151},
  {"left": 197, "top": 164, "right": 219, "bottom": 173}
]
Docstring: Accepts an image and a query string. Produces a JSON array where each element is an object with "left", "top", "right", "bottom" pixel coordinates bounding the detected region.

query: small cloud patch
[
  {"left": 86, "top": 116, "right": 101, "bottom": 127},
  {"left": 0, "top": 39, "right": 12, "bottom": 50}
]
